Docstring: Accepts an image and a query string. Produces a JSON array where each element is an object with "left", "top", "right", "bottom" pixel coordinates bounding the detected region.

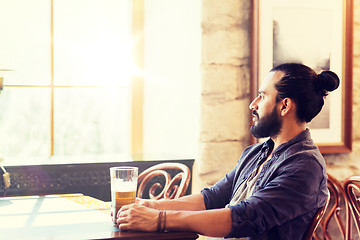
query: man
[{"left": 116, "top": 63, "right": 339, "bottom": 239}]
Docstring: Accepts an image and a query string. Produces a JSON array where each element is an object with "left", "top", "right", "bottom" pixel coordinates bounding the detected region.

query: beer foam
[{"left": 111, "top": 179, "right": 137, "bottom": 192}]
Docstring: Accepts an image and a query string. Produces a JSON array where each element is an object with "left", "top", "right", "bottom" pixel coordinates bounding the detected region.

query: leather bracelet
[
  {"left": 157, "top": 210, "right": 163, "bottom": 232},
  {"left": 162, "top": 210, "right": 167, "bottom": 232}
]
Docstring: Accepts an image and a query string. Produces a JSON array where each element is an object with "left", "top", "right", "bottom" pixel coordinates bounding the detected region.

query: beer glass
[{"left": 110, "top": 166, "right": 138, "bottom": 224}]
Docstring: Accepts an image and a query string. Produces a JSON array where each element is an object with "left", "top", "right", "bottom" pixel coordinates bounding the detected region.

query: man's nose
[{"left": 249, "top": 98, "right": 259, "bottom": 110}]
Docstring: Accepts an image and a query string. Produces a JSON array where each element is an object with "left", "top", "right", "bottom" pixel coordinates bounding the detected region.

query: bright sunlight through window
[{"left": 0, "top": 0, "right": 133, "bottom": 163}]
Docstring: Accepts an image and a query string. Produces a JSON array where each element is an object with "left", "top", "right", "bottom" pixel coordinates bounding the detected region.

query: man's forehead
[{"left": 259, "top": 71, "right": 284, "bottom": 92}]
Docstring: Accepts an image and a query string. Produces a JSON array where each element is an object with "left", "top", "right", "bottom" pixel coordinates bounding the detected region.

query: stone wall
[
  {"left": 194, "top": 0, "right": 252, "bottom": 193},
  {"left": 194, "top": 0, "right": 360, "bottom": 193}
]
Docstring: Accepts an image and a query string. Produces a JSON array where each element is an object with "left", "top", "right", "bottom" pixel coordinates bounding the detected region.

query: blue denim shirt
[{"left": 201, "top": 129, "right": 328, "bottom": 240}]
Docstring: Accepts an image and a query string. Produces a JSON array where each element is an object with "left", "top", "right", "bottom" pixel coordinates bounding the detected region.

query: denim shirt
[{"left": 201, "top": 129, "right": 328, "bottom": 240}]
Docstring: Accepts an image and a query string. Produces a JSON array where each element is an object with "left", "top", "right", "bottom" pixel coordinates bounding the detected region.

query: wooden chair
[
  {"left": 137, "top": 163, "right": 191, "bottom": 200},
  {"left": 303, "top": 189, "right": 330, "bottom": 240},
  {"left": 343, "top": 176, "right": 360, "bottom": 239},
  {"left": 312, "top": 174, "right": 349, "bottom": 240}
]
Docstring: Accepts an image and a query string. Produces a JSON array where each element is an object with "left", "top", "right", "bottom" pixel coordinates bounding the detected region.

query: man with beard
[{"left": 115, "top": 63, "right": 339, "bottom": 240}]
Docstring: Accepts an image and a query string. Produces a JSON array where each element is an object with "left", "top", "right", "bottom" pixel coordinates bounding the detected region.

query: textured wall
[
  {"left": 193, "top": 0, "right": 251, "bottom": 193},
  {"left": 194, "top": 0, "right": 360, "bottom": 193}
]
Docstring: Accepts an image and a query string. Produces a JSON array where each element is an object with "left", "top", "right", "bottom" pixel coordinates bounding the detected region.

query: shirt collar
[{"left": 261, "top": 129, "right": 311, "bottom": 157}]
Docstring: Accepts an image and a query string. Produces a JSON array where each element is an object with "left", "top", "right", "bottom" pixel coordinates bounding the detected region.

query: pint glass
[{"left": 110, "top": 166, "right": 138, "bottom": 224}]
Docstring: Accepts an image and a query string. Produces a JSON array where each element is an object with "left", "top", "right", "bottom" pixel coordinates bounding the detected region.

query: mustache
[{"left": 252, "top": 110, "right": 259, "bottom": 119}]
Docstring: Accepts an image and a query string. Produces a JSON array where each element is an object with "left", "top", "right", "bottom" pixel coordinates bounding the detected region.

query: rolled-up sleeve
[{"left": 201, "top": 165, "right": 238, "bottom": 210}]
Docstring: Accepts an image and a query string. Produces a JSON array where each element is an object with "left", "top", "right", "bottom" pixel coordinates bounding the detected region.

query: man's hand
[
  {"left": 116, "top": 203, "right": 159, "bottom": 232},
  {"left": 135, "top": 197, "right": 158, "bottom": 209}
]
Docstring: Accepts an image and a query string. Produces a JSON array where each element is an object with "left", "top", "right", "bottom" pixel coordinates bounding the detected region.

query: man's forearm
[
  {"left": 165, "top": 207, "right": 232, "bottom": 237},
  {"left": 155, "top": 193, "right": 206, "bottom": 211}
]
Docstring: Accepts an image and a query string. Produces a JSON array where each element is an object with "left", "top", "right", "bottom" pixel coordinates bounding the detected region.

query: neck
[{"left": 271, "top": 121, "right": 306, "bottom": 150}]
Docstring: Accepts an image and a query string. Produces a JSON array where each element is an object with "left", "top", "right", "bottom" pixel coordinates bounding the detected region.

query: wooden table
[{"left": 0, "top": 194, "right": 199, "bottom": 240}]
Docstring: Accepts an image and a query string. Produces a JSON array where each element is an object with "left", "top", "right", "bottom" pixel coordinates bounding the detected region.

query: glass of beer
[{"left": 110, "top": 166, "right": 138, "bottom": 224}]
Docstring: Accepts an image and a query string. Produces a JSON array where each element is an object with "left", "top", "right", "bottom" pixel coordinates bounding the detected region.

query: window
[
  {"left": 0, "top": 0, "right": 134, "bottom": 163},
  {"left": 0, "top": 0, "right": 201, "bottom": 165}
]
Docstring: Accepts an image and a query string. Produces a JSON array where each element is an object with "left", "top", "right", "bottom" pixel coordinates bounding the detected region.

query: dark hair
[{"left": 271, "top": 63, "right": 340, "bottom": 123}]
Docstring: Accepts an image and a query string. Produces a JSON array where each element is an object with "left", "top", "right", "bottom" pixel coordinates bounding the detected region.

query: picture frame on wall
[{"left": 251, "top": 0, "right": 353, "bottom": 154}]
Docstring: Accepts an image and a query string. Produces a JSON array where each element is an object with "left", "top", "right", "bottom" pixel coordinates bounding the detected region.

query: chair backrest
[
  {"left": 343, "top": 176, "right": 360, "bottom": 239},
  {"left": 137, "top": 163, "right": 191, "bottom": 200},
  {"left": 311, "top": 174, "right": 349, "bottom": 240},
  {"left": 303, "top": 189, "right": 330, "bottom": 240}
]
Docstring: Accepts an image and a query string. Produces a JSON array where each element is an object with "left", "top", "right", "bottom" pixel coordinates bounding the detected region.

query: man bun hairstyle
[
  {"left": 315, "top": 71, "right": 340, "bottom": 97},
  {"left": 271, "top": 63, "right": 340, "bottom": 123}
]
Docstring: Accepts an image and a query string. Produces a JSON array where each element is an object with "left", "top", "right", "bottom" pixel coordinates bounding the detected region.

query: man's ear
[{"left": 279, "top": 98, "right": 292, "bottom": 116}]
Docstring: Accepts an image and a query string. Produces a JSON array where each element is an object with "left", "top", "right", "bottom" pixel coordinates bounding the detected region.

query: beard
[{"left": 250, "top": 106, "right": 282, "bottom": 139}]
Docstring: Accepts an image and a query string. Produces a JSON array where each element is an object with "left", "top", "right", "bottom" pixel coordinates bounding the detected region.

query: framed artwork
[{"left": 251, "top": 0, "right": 353, "bottom": 153}]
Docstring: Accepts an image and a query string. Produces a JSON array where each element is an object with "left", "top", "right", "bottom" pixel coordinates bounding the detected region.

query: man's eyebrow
[{"left": 258, "top": 90, "right": 265, "bottom": 95}]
